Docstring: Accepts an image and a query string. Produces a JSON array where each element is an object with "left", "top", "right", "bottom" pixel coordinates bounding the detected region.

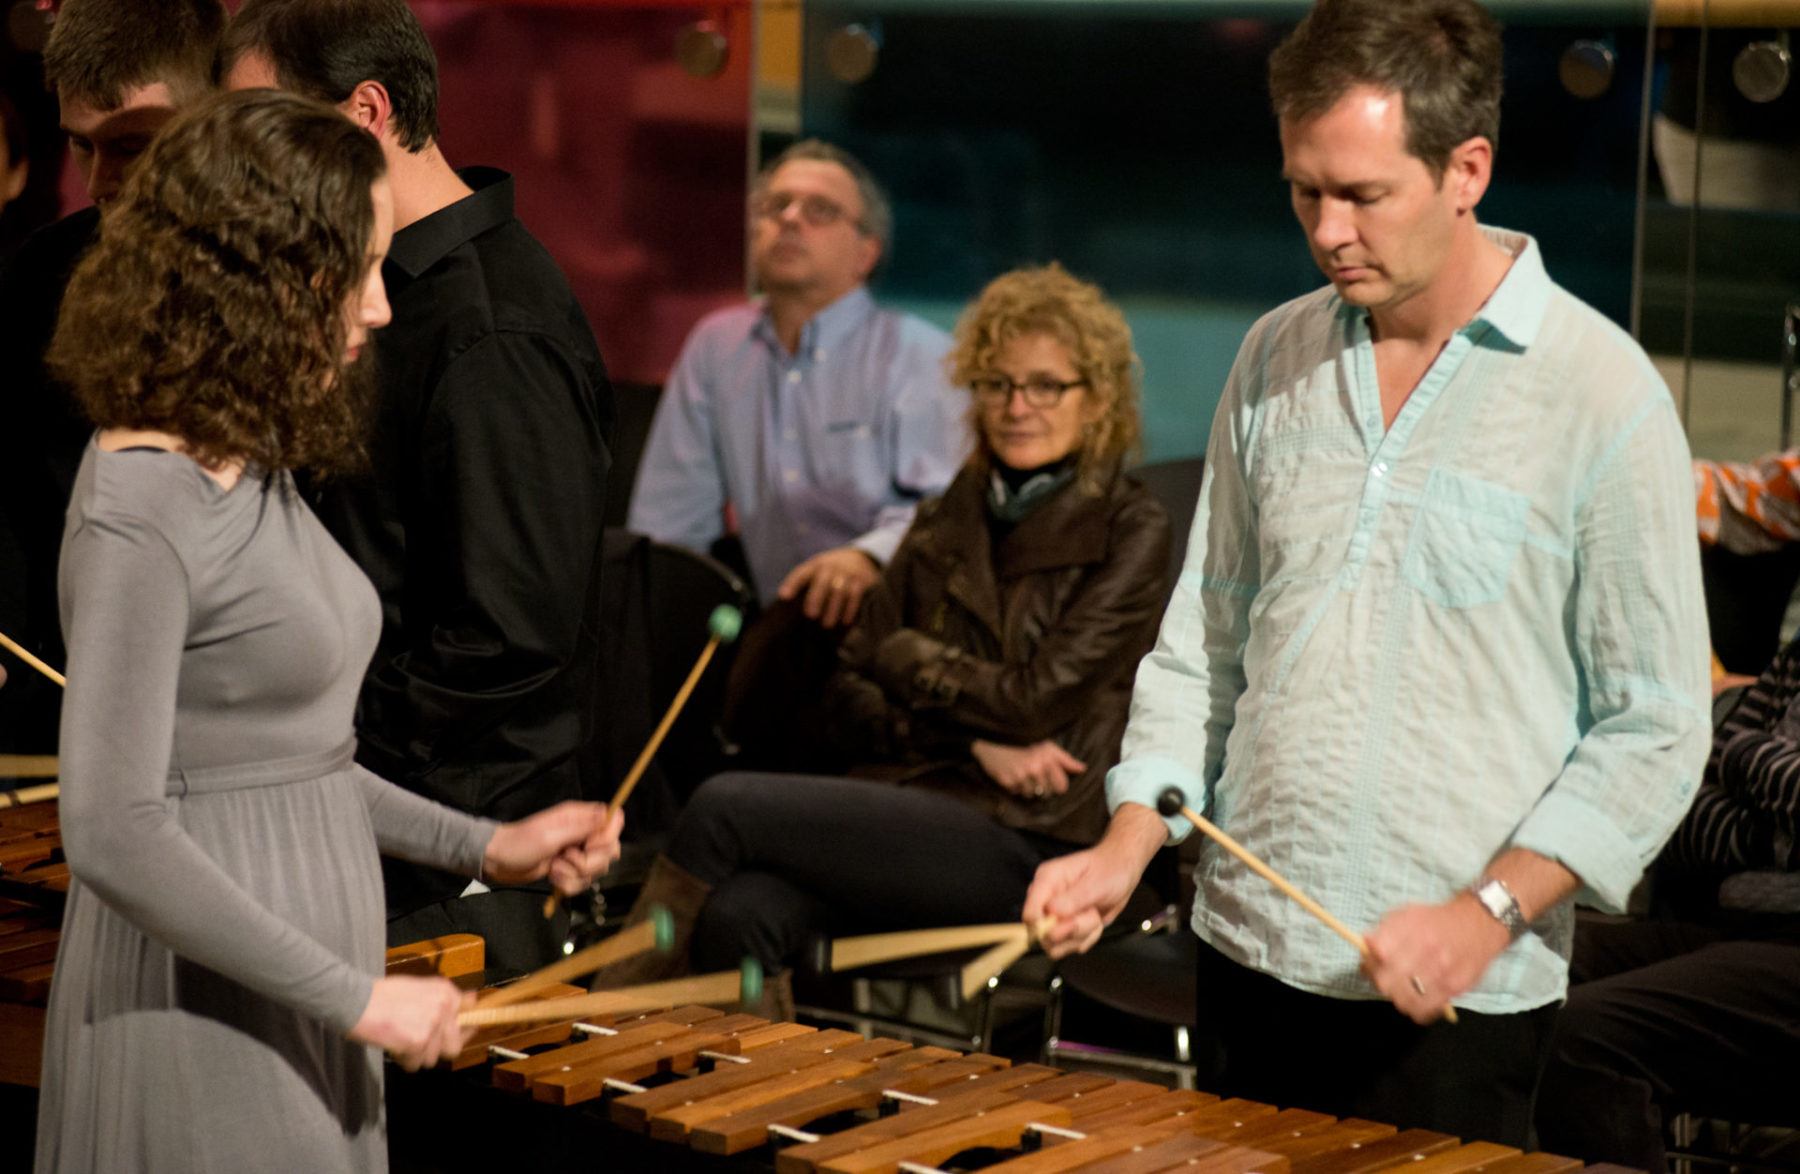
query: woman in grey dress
[{"left": 34, "top": 90, "right": 623, "bottom": 1172}]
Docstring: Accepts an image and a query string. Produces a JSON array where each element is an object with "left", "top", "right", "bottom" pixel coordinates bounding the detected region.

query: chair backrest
[
  {"left": 1131, "top": 457, "right": 1205, "bottom": 600},
  {"left": 605, "top": 381, "right": 664, "bottom": 530},
  {"left": 1702, "top": 541, "right": 1800, "bottom": 675},
  {"left": 580, "top": 529, "right": 754, "bottom": 835}
]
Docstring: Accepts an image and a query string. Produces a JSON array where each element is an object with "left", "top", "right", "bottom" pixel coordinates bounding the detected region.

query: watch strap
[{"left": 1470, "top": 876, "right": 1527, "bottom": 939}]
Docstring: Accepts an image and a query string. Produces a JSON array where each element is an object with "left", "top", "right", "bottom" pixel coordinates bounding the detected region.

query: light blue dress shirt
[
  {"left": 628, "top": 287, "right": 968, "bottom": 603},
  {"left": 1108, "top": 229, "right": 1712, "bottom": 1014}
]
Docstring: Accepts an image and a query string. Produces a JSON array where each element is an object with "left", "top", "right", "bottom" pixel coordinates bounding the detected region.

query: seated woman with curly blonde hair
[{"left": 599, "top": 263, "right": 1171, "bottom": 991}]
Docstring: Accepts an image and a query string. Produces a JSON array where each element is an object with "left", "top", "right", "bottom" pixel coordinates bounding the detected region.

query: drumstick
[
  {"left": 958, "top": 924, "right": 1032, "bottom": 1001},
  {"left": 457, "top": 957, "right": 763, "bottom": 1028},
  {"left": 0, "top": 630, "right": 65, "bottom": 688},
  {"left": 0, "top": 783, "right": 59, "bottom": 809},
  {"left": 0, "top": 635, "right": 65, "bottom": 807},
  {"left": 1156, "top": 787, "right": 1458, "bottom": 1024},
  {"left": 827, "top": 923, "right": 1032, "bottom": 972},
  {"left": 542, "top": 603, "right": 744, "bottom": 918},
  {"left": 476, "top": 908, "right": 673, "bottom": 1009}
]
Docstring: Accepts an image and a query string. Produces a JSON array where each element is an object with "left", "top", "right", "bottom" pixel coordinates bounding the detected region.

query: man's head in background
[
  {"left": 220, "top": 0, "right": 441, "bottom": 156},
  {"left": 42, "top": 0, "right": 226, "bottom": 207}
]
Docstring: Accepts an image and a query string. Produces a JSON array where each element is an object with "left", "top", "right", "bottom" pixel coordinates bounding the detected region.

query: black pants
[
  {"left": 667, "top": 771, "right": 1073, "bottom": 972},
  {"left": 1533, "top": 918, "right": 1800, "bottom": 1173},
  {"left": 1195, "top": 939, "right": 1558, "bottom": 1147}
]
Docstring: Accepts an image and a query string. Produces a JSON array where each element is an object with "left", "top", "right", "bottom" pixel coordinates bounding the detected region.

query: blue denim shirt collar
[{"left": 752, "top": 284, "right": 877, "bottom": 357}]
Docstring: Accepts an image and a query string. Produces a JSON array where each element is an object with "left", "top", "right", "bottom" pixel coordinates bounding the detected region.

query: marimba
[
  {"left": 388, "top": 944, "right": 1620, "bottom": 1174},
  {"left": 0, "top": 800, "right": 63, "bottom": 999},
  {"left": 0, "top": 815, "right": 1624, "bottom": 1174}
]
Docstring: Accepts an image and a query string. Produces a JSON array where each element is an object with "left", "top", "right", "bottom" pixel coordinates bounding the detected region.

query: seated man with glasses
[{"left": 630, "top": 140, "right": 966, "bottom": 630}]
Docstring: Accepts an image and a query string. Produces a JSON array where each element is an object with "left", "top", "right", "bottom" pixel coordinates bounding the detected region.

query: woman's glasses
[{"left": 970, "top": 375, "right": 1087, "bottom": 408}]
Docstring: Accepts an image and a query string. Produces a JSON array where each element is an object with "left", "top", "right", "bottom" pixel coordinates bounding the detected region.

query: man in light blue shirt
[
  {"left": 628, "top": 141, "right": 965, "bottom": 625},
  {"left": 1027, "top": 0, "right": 1710, "bottom": 1147}
]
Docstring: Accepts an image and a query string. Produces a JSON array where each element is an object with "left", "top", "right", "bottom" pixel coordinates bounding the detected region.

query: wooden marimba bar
[
  {"left": 420, "top": 975, "right": 1609, "bottom": 1174},
  {"left": 0, "top": 800, "right": 66, "bottom": 1009}
]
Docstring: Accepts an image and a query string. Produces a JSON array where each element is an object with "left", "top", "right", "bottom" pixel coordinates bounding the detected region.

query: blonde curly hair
[{"left": 947, "top": 263, "right": 1142, "bottom": 491}]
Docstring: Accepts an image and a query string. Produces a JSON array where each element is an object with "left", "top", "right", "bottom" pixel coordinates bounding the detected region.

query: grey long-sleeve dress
[{"left": 35, "top": 442, "right": 497, "bottom": 1174}]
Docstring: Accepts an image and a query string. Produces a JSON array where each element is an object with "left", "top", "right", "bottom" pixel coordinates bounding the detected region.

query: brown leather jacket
[{"left": 822, "top": 461, "right": 1171, "bottom": 845}]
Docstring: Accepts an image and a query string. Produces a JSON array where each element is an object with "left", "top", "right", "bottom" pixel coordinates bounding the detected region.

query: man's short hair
[
  {"left": 754, "top": 139, "right": 893, "bottom": 258},
  {"left": 43, "top": 0, "right": 227, "bottom": 111},
  {"left": 220, "top": 0, "right": 440, "bottom": 152},
  {"left": 1268, "top": 0, "right": 1503, "bottom": 181}
]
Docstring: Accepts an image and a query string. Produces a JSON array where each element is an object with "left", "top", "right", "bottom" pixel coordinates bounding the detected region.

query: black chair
[
  {"left": 1041, "top": 908, "right": 1201, "bottom": 1089},
  {"left": 1701, "top": 542, "right": 1800, "bottom": 676},
  {"left": 604, "top": 381, "right": 663, "bottom": 530},
  {"left": 792, "top": 943, "right": 1046, "bottom": 1056},
  {"left": 1038, "top": 845, "right": 1203, "bottom": 1088},
  {"left": 1132, "top": 457, "right": 1204, "bottom": 602},
  {"left": 580, "top": 529, "right": 753, "bottom": 838}
]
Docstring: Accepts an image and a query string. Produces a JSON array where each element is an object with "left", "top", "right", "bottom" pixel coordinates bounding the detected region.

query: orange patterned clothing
[{"left": 1696, "top": 451, "right": 1800, "bottom": 553}]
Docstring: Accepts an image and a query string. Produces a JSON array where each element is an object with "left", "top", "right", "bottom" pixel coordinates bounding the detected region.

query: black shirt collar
[{"left": 385, "top": 166, "right": 514, "bottom": 283}]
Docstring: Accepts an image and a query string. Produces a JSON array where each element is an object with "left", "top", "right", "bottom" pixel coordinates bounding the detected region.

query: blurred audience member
[
  {"left": 630, "top": 140, "right": 966, "bottom": 623},
  {"left": 1536, "top": 636, "right": 1800, "bottom": 1173},
  {"left": 0, "top": 0, "right": 225, "bottom": 756},
  {"left": 0, "top": 93, "right": 28, "bottom": 238},
  {"left": 1697, "top": 449, "right": 1800, "bottom": 554},
  {"left": 630, "top": 140, "right": 966, "bottom": 769}
]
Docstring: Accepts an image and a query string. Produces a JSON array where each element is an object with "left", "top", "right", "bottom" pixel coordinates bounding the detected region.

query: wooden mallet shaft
[
  {"left": 958, "top": 925, "right": 1032, "bottom": 1001},
  {"left": 458, "top": 959, "right": 761, "bottom": 1028},
  {"left": 542, "top": 604, "right": 745, "bottom": 918},
  {"left": 477, "top": 910, "right": 673, "bottom": 1009},
  {"left": 824, "top": 919, "right": 1058, "bottom": 1002},
  {"left": 1155, "top": 787, "right": 1457, "bottom": 1024},
  {"left": 828, "top": 922, "right": 1031, "bottom": 972},
  {"left": 0, "top": 630, "right": 65, "bottom": 689},
  {"left": 0, "top": 631, "right": 63, "bottom": 806},
  {"left": 0, "top": 783, "right": 59, "bottom": 809}
]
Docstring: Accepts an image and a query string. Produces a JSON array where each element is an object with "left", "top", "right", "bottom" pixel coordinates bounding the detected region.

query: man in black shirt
[
  {"left": 221, "top": 0, "right": 615, "bottom": 972},
  {"left": 0, "top": 0, "right": 225, "bottom": 754}
]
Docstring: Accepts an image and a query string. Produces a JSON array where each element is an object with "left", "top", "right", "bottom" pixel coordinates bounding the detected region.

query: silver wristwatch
[{"left": 1470, "top": 876, "right": 1527, "bottom": 939}]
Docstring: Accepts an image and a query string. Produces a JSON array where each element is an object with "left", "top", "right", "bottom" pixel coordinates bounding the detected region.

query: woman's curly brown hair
[
  {"left": 947, "top": 262, "right": 1143, "bottom": 492},
  {"left": 49, "top": 88, "right": 387, "bottom": 475}
]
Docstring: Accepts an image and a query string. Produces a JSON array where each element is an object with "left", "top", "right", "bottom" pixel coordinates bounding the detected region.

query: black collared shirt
[{"left": 312, "top": 168, "right": 613, "bottom": 910}]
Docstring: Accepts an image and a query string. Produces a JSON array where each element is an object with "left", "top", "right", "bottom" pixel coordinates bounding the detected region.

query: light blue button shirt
[
  {"left": 1108, "top": 229, "right": 1711, "bottom": 1014},
  {"left": 628, "top": 287, "right": 968, "bottom": 603}
]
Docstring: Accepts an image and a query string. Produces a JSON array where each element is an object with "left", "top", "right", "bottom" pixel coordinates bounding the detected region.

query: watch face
[{"left": 1474, "top": 878, "right": 1526, "bottom": 937}]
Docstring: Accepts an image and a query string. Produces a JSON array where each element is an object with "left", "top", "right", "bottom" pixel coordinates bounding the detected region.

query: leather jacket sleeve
[
  {"left": 822, "top": 534, "right": 972, "bottom": 762},
  {"left": 871, "top": 488, "right": 1169, "bottom": 741}
]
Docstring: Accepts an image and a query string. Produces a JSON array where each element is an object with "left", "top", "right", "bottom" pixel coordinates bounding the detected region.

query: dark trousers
[
  {"left": 719, "top": 599, "right": 844, "bottom": 774},
  {"left": 1534, "top": 918, "right": 1800, "bottom": 1173},
  {"left": 1195, "top": 939, "right": 1558, "bottom": 1147},
  {"left": 667, "top": 771, "right": 1073, "bottom": 972}
]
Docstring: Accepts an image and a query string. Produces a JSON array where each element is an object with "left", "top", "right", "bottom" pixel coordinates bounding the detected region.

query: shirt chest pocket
[
  {"left": 820, "top": 418, "right": 880, "bottom": 484},
  {"left": 1401, "top": 468, "right": 1529, "bottom": 607}
]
